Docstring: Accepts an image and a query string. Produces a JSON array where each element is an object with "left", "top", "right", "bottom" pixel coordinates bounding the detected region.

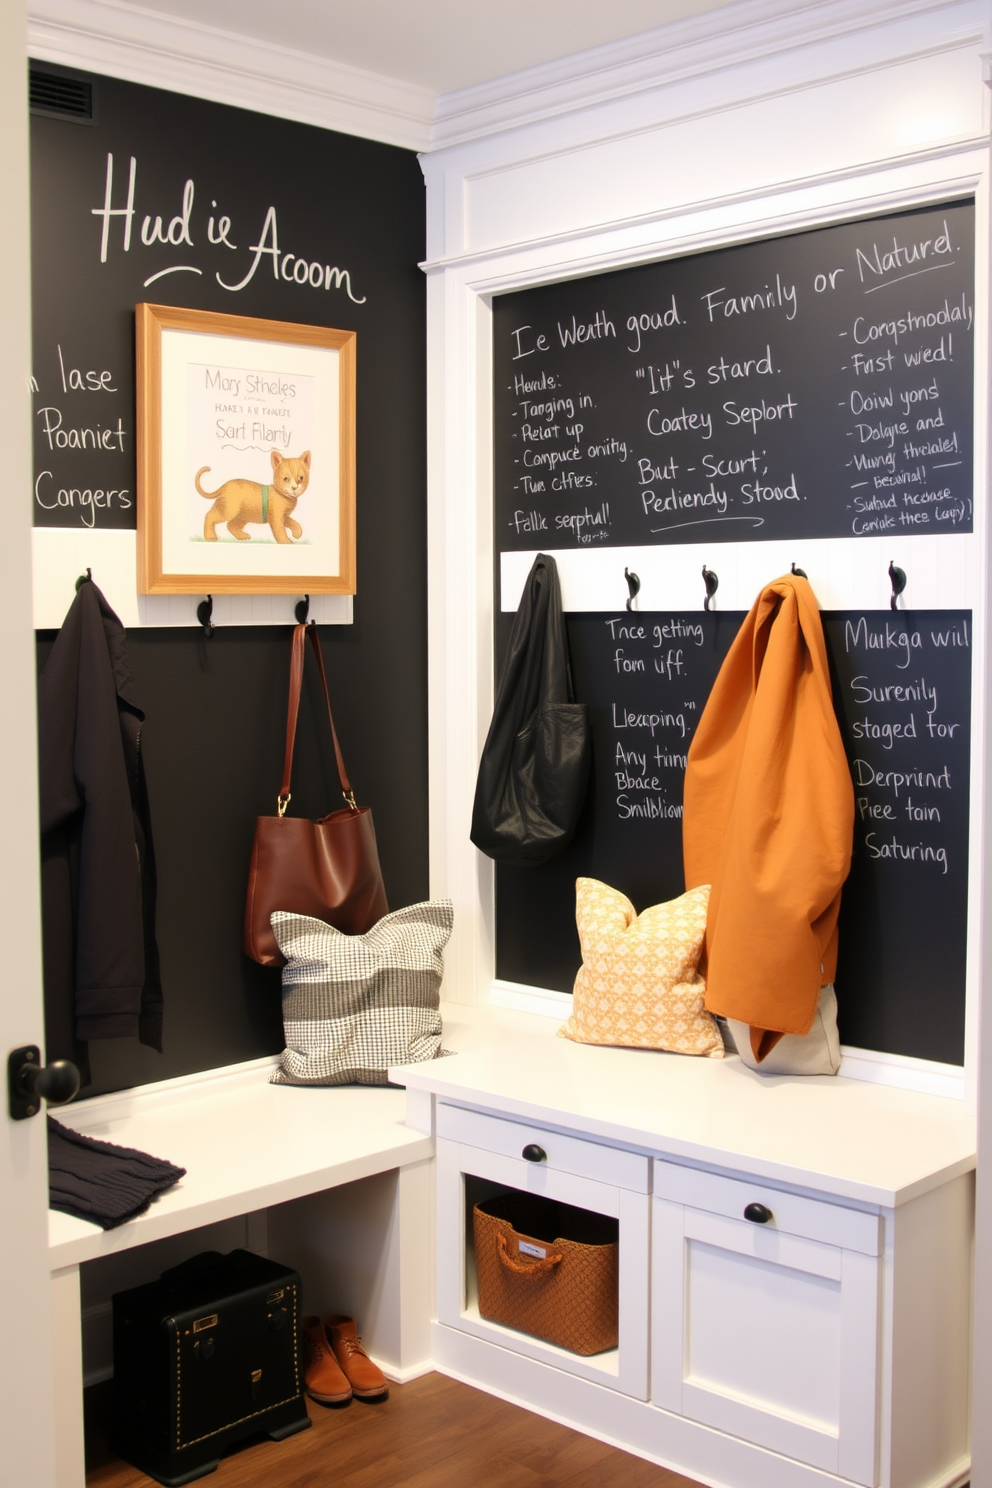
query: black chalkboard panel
[
  {"left": 31, "top": 72, "right": 429, "bottom": 1097},
  {"left": 36, "top": 623, "right": 430, "bottom": 1097},
  {"left": 493, "top": 200, "right": 974, "bottom": 550},
  {"left": 30, "top": 68, "right": 425, "bottom": 532},
  {"left": 496, "top": 608, "right": 970, "bottom": 1064},
  {"left": 826, "top": 611, "right": 970, "bottom": 1064}
]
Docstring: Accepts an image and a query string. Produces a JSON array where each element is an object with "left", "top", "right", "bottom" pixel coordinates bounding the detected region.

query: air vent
[{"left": 29, "top": 67, "right": 96, "bottom": 123}]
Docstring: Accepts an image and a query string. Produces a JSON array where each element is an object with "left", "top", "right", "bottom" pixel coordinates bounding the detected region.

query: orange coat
[{"left": 682, "top": 574, "right": 853, "bottom": 1061}]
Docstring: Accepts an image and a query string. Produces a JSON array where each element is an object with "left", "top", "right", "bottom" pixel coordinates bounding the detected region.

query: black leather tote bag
[{"left": 471, "top": 554, "right": 591, "bottom": 864}]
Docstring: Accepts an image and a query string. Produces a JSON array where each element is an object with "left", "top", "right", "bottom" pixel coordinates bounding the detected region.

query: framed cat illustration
[{"left": 136, "top": 304, "right": 356, "bottom": 594}]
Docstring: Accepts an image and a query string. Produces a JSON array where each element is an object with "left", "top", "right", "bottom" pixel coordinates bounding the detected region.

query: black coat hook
[
  {"left": 889, "top": 561, "right": 907, "bottom": 611},
  {"left": 196, "top": 594, "right": 214, "bottom": 638},
  {"left": 295, "top": 594, "right": 311, "bottom": 624},
  {"left": 791, "top": 562, "right": 808, "bottom": 579},
  {"left": 624, "top": 567, "right": 641, "bottom": 612},
  {"left": 702, "top": 565, "right": 719, "bottom": 612},
  {"left": 74, "top": 567, "right": 92, "bottom": 592}
]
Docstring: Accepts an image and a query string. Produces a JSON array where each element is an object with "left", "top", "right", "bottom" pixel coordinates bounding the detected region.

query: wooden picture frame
[{"left": 136, "top": 303, "right": 356, "bottom": 594}]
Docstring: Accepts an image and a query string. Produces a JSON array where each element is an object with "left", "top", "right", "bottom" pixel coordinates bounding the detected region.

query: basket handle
[{"left": 496, "top": 1233, "right": 562, "bottom": 1276}]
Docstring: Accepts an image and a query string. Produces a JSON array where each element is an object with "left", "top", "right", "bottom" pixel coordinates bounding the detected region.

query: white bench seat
[
  {"left": 48, "top": 1056, "right": 437, "bottom": 1488},
  {"left": 48, "top": 1061, "right": 431, "bottom": 1268}
]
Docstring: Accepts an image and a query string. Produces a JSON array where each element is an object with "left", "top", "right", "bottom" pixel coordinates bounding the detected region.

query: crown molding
[
  {"left": 25, "top": 0, "right": 989, "bottom": 156},
  {"left": 431, "top": 0, "right": 987, "bottom": 148},
  {"left": 28, "top": 0, "right": 436, "bottom": 150}
]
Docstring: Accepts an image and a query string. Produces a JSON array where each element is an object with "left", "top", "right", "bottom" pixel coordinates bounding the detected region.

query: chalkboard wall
[
  {"left": 496, "top": 607, "right": 970, "bottom": 1065},
  {"left": 31, "top": 70, "right": 428, "bottom": 1096},
  {"left": 492, "top": 200, "right": 976, "bottom": 1067},
  {"left": 493, "top": 200, "right": 974, "bottom": 550}
]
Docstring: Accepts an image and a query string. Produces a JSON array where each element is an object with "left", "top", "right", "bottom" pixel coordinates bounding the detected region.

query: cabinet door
[{"left": 653, "top": 1195, "right": 880, "bottom": 1486}]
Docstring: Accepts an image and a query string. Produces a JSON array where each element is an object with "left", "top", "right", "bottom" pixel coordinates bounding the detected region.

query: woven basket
[{"left": 472, "top": 1191, "right": 619, "bottom": 1356}]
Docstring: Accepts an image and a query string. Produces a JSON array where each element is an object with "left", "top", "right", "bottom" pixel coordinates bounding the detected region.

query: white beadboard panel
[
  {"left": 32, "top": 526, "right": 353, "bottom": 628},
  {"left": 461, "top": 48, "right": 984, "bottom": 258},
  {"left": 27, "top": 0, "right": 435, "bottom": 150},
  {"left": 500, "top": 535, "right": 979, "bottom": 614}
]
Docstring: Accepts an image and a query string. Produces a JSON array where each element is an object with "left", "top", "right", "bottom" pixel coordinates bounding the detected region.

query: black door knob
[
  {"left": 744, "top": 1202, "right": 773, "bottom": 1224},
  {"left": 521, "top": 1144, "right": 547, "bottom": 1163},
  {"left": 7, "top": 1045, "right": 81, "bottom": 1120}
]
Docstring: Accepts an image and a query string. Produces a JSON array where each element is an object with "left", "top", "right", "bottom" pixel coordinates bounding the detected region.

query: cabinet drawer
[
  {"left": 656, "top": 1161, "right": 880, "bottom": 1256},
  {"left": 437, "top": 1103, "right": 649, "bottom": 1193}
]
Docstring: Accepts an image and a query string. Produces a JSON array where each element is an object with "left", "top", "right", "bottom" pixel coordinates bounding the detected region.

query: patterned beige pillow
[{"left": 559, "top": 879, "right": 722, "bottom": 1058}]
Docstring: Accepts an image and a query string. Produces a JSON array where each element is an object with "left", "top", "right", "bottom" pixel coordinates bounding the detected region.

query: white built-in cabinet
[{"left": 401, "top": 1032, "right": 975, "bottom": 1488}]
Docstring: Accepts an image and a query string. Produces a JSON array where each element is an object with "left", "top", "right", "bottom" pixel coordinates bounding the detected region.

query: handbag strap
[
  {"left": 279, "top": 622, "right": 356, "bottom": 816},
  {"left": 492, "top": 555, "right": 575, "bottom": 736}
]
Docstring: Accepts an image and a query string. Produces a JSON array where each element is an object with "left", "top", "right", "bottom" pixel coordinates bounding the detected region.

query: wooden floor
[{"left": 85, "top": 1372, "right": 701, "bottom": 1488}]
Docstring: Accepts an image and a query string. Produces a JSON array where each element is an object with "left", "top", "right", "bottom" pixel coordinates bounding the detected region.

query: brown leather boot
[
  {"left": 322, "top": 1315, "right": 389, "bottom": 1401},
  {"left": 301, "top": 1314, "right": 352, "bottom": 1406}
]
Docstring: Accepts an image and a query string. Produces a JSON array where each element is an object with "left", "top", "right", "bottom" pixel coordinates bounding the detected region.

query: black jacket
[{"left": 38, "top": 580, "right": 162, "bottom": 1087}]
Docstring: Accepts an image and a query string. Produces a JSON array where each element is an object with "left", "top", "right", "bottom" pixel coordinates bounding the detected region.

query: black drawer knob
[
  {"left": 522, "top": 1144, "right": 547, "bottom": 1163},
  {"left": 744, "top": 1202, "right": 773, "bottom": 1224}
]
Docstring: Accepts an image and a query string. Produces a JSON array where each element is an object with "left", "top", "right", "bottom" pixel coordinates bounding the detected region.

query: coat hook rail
[
  {"left": 196, "top": 594, "right": 215, "bottom": 638},
  {"left": 889, "top": 561, "right": 907, "bottom": 611},
  {"left": 702, "top": 565, "right": 719, "bottom": 612},
  {"left": 624, "top": 567, "right": 641, "bottom": 612}
]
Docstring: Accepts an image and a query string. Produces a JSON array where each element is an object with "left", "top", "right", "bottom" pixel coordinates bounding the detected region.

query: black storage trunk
[{"left": 112, "top": 1249, "right": 310, "bottom": 1486}]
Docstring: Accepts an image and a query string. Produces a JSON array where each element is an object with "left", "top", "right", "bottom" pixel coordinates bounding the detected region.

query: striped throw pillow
[{"left": 270, "top": 900, "right": 453, "bottom": 1086}]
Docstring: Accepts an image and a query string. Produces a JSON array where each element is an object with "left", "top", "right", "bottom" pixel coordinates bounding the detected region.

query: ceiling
[{"left": 118, "top": 0, "right": 738, "bottom": 95}]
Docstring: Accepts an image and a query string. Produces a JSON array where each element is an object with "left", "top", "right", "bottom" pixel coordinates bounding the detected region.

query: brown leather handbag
[{"left": 244, "top": 623, "right": 388, "bottom": 967}]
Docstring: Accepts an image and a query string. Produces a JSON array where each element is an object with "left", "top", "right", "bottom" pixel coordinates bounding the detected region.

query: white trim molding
[
  {"left": 56, "top": 1052, "right": 281, "bottom": 1131},
  {"left": 489, "top": 981, "right": 967, "bottom": 1098},
  {"left": 26, "top": 0, "right": 990, "bottom": 160},
  {"left": 431, "top": 0, "right": 989, "bottom": 149},
  {"left": 28, "top": 0, "right": 436, "bottom": 149},
  {"left": 490, "top": 980, "right": 573, "bottom": 1020},
  {"left": 837, "top": 1047, "right": 966, "bottom": 1099}
]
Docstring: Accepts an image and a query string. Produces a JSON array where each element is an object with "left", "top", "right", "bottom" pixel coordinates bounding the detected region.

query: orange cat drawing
[{"left": 196, "top": 450, "right": 311, "bottom": 543}]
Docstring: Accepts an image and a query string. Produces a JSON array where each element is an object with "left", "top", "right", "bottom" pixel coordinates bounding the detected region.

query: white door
[
  {"left": 653, "top": 1165, "right": 881, "bottom": 1488},
  {"left": 0, "top": 5, "right": 60, "bottom": 1482}
]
